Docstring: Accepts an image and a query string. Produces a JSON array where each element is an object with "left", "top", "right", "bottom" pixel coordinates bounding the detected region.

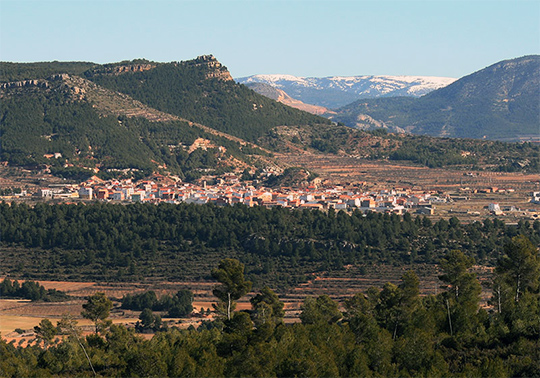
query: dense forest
[
  {"left": 87, "top": 58, "right": 330, "bottom": 142},
  {"left": 1, "top": 241, "right": 539, "bottom": 377},
  {"left": 1, "top": 202, "right": 538, "bottom": 289}
]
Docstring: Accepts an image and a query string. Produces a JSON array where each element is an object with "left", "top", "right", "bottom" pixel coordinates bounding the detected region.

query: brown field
[{"left": 278, "top": 153, "right": 539, "bottom": 193}]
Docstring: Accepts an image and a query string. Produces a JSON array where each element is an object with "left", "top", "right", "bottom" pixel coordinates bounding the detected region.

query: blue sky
[{"left": 0, "top": 0, "right": 538, "bottom": 78}]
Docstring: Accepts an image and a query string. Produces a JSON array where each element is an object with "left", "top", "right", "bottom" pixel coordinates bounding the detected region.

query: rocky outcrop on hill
[
  {"left": 0, "top": 79, "right": 50, "bottom": 90},
  {"left": 182, "top": 55, "right": 233, "bottom": 81},
  {"left": 246, "top": 82, "right": 334, "bottom": 116}
]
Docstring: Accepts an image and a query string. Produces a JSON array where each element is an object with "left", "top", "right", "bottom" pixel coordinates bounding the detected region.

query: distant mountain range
[
  {"left": 331, "top": 55, "right": 540, "bottom": 141},
  {"left": 237, "top": 74, "right": 456, "bottom": 108},
  {"left": 239, "top": 56, "right": 539, "bottom": 142}
]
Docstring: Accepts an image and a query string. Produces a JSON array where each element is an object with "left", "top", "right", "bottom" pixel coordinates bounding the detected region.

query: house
[
  {"left": 360, "top": 199, "right": 376, "bottom": 208},
  {"left": 96, "top": 188, "right": 109, "bottom": 200},
  {"left": 110, "top": 191, "right": 124, "bottom": 201},
  {"left": 415, "top": 207, "right": 434, "bottom": 215},
  {"left": 334, "top": 202, "right": 348, "bottom": 210},
  {"left": 37, "top": 188, "right": 52, "bottom": 198},
  {"left": 78, "top": 187, "right": 93, "bottom": 199},
  {"left": 131, "top": 191, "right": 146, "bottom": 202},
  {"left": 488, "top": 203, "right": 503, "bottom": 215},
  {"left": 346, "top": 198, "right": 361, "bottom": 208}
]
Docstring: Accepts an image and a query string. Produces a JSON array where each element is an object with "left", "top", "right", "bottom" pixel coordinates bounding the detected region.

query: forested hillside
[
  {"left": 0, "top": 59, "right": 280, "bottom": 180},
  {"left": 0, "top": 90, "right": 265, "bottom": 181},
  {"left": 86, "top": 56, "right": 331, "bottom": 142},
  {"left": 1, "top": 201, "right": 538, "bottom": 289}
]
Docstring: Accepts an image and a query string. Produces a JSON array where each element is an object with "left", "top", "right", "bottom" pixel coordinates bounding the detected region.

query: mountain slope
[
  {"left": 237, "top": 74, "right": 456, "bottom": 108},
  {"left": 332, "top": 55, "right": 540, "bottom": 141},
  {"left": 0, "top": 66, "right": 276, "bottom": 180},
  {"left": 245, "top": 82, "right": 334, "bottom": 115},
  {"left": 86, "top": 56, "right": 331, "bottom": 142}
]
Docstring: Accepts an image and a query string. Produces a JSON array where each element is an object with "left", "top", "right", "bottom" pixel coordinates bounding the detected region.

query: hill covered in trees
[
  {"left": 0, "top": 56, "right": 328, "bottom": 180},
  {"left": 331, "top": 55, "right": 540, "bottom": 141},
  {"left": 85, "top": 56, "right": 330, "bottom": 142}
]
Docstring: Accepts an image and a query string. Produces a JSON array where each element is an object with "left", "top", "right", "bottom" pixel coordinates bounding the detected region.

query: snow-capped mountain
[{"left": 237, "top": 74, "right": 456, "bottom": 109}]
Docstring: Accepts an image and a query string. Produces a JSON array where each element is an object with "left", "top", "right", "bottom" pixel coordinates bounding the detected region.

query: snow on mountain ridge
[{"left": 237, "top": 74, "right": 456, "bottom": 108}]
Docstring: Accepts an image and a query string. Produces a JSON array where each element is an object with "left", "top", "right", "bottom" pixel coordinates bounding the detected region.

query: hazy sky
[{"left": 1, "top": 0, "right": 538, "bottom": 78}]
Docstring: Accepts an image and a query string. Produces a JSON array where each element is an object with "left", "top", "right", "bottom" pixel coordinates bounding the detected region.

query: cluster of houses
[{"left": 22, "top": 175, "right": 442, "bottom": 215}]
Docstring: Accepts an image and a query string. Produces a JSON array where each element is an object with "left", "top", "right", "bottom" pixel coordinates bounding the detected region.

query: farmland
[{"left": 1, "top": 258, "right": 497, "bottom": 339}]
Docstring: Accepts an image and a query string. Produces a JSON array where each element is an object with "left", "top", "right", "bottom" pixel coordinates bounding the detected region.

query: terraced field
[{"left": 1, "top": 260, "right": 497, "bottom": 339}]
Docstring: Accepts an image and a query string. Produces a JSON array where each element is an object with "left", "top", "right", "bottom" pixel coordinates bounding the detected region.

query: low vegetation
[{"left": 272, "top": 125, "right": 540, "bottom": 172}]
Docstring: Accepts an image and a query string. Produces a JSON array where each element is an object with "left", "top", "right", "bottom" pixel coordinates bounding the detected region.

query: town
[{"left": 5, "top": 171, "right": 539, "bottom": 220}]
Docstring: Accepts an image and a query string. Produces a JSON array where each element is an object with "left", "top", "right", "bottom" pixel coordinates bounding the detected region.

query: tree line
[
  {"left": 0, "top": 278, "right": 69, "bottom": 302},
  {"left": 121, "top": 289, "right": 194, "bottom": 318},
  {"left": 1, "top": 201, "right": 539, "bottom": 289}
]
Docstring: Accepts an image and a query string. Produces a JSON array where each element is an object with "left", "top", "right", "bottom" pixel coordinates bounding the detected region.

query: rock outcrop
[{"left": 183, "top": 55, "right": 233, "bottom": 81}]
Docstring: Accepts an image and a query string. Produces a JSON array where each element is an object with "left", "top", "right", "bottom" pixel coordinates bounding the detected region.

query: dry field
[
  {"left": 279, "top": 153, "right": 539, "bottom": 193},
  {"left": 1, "top": 261, "right": 495, "bottom": 341}
]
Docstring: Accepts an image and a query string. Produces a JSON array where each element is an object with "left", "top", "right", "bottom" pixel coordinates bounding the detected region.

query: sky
[{"left": 0, "top": 0, "right": 538, "bottom": 79}]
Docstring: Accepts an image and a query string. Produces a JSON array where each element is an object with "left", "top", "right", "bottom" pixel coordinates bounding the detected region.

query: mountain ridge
[
  {"left": 1, "top": 56, "right": 329, "bottom": 180},
  {"left": 331, "top": 55, "right": 540, "bottom": 141},
  {"left": 237, "top": 73, "right": 456, "bottom": 108},
  {"left": 1, "top": 55, "right": 538, "bottom": 184}
]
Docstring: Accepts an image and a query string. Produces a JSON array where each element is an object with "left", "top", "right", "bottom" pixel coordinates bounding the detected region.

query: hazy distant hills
[
  {"left": 244, "top": 82, "right": 333, "bottom": 115},
  {"left": 331, "top": 55, "right": 540, "bottom": 141},
  {"left": 237, "top": 74, "right": 456, "bottom": 108}
]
